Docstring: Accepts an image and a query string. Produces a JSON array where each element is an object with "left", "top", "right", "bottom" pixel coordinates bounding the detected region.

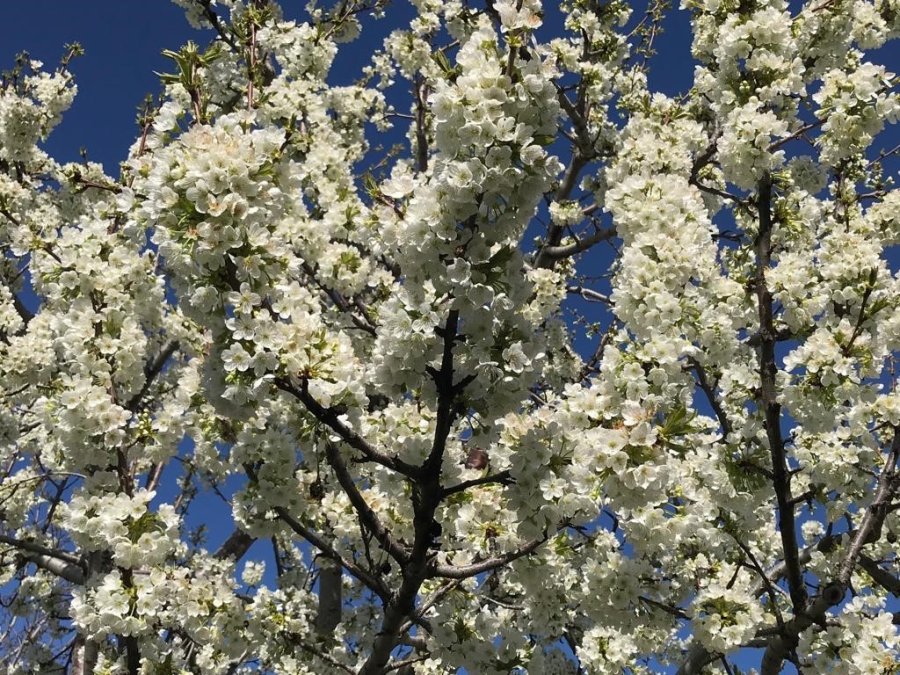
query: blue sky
[
  {"left": 0, "top": 1, "right": 696, "bottom": 173},
  {"left": 0, "top": 1, "right": 199, "bottom": 172}
]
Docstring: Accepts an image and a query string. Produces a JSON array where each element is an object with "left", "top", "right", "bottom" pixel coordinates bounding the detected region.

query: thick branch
[
  {"left": 2, "top": 531, "right": 85, "bottom": 581},
  {"left": 315, "top": 557, "right": 343, "bottom": 635},
  {"left": 0, "top": 533, "right": 81, "bottom": 565},
  {"left": 759, "top": 431, "right": 900, "bottom": 674},
  {"left": 16, "top": 552, "right": 85, "bottom": 584},
  {"left": 754, "top": 175, "right": 806, "bottom": 613},
  {"left": 424, "top": 310, "right": 461, "bottom": 475},
  {"left": 858, "top": 554, "right": 900, "bottom": 595},
  {"left": 359, "top": 312, "right": 463, "bottom": 674},
  {"left": 72, "top": 636, "right": 98, "bottom": 675},
  {"left": 414, "top": 76, "right": 429, "bottom": 173},
  {"left": 213, "top": 529, "right": 255, "bottom": 561}
]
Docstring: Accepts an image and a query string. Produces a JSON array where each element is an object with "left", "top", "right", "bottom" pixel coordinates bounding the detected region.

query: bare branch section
[
  {"left": 315, "top": 557, "right": 343, "bottom": 635},
  {"left": 274, "top": 378, "right": 419, "bottom": 477},
  {"left": 753, "top": 175, "right": 806, "bottom": 613},
  {"left": 858, "top": 554, "right": 900, "bottom": 595},
  {"left": 760, "top": 431, "right": 900, "bottom": 674},
  {"left": 538, "top": 225, "right": 617, "bottom": 262},
  {"left": 0, "top": 534, "right": 85, "bottom": 583},
  {"left": 213, "top": 529, "right": 255, "bottom": 561},
  {"left": 357, "top": 310, "right": 464, "bottom": 674},
  {"left": 414, "top": 75, "right": 429, "bottom": 173},
  {"left": 430, "top": 535, "right": 547, "bottom": 579},
  {"left": 196, "top": 0, "right": 239, "bottom": 50}
]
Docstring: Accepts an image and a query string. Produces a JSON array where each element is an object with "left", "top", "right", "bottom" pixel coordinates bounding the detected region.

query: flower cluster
[{"left": 61, "top": 490, "right": 180, "bottom": 568}]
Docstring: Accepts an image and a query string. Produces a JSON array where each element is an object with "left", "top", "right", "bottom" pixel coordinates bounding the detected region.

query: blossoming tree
[{"left": 1, "top": 0, "right": 900, "bottom": 672}]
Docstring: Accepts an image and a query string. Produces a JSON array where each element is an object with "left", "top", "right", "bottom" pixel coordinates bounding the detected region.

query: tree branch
[
  {"left": 125, "top": 340, "right": 179, "bottom": 411},
  {"left": 687, "top": 358, "right": 732, "bottom": 438},
  {"left": 0, "top": 533, "right": 81, "bottom": 565},
  {"left": 264, "top": 486, "right": 391, "bottom": 601},
  {"left": 323, "top": 442, "right": 409, "bottom": 567},
  {"left": 274, "top": 377, "right": 419, "bottom": 478},
  {"left": 15, "top": 551, "right": 85, "bottom": 584},
  {"left": 858, "top": 554, "right": 900, "bottom": 595},
  {"left": 430, "top": 535, "right": 547, "bottom": 579},
  {"left": 759, "top": 430, "right": 900, "bottom": 674},
  {"left": 441, "top": 470, "right": 513, "bottom": 499},
  {"left": 213, "top": 528, "right": 255, "bottom": 561},
  {"left": 537, "top": 226, "right": 617, "bottom": 262},
  {"left": 358, "top": 311, "right": 464, "bottom": 674},
  {"left": 753, "top": 175, "right": 806, "bottom": 614},
  {"left": 677, "top": 532, "right": 841, "bottom": 674}
]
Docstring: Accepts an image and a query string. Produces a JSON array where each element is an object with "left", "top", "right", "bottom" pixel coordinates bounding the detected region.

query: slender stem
[
  {"left": 441, "top": 470, "right": 513, "bottom": 498},
  {"left": 274, "top": 377, "right": 419, "bottom": 477},
  {"left": 431, "top": 535, "right": 547, "bottom": 579}
]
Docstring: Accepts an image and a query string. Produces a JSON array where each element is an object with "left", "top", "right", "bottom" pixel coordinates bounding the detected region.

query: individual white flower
[
  {"left": 241, "top": 561, "right": 266, "bottom": 586},
  {"left": 221, "top": 343, "right": 252, "bottom": 372}
]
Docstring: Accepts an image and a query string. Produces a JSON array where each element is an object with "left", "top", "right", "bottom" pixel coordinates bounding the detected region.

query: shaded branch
[
  {"left": 323, "top": 442, "right": 409, "bottom": 566},
  {"left": 359, "top": 311, "right": 464, "bottom": 674},
  {"left": 2, "top": 532, "right": 85, "bottom": 582},
  {"left": 760, "top": 430, "right": 900, "bottom": 674},
  {"left": 0, "top": 533, "right": 81, "bottom": 565},
  {"left": 315, "top": 556, "right": 343, "bottom": 636},
  {"left": 688, "top": 358, "right": 732, "bottom": 438},
  {"left": 858, "top": 554, "right": 900, "bottom": 595},
  {"left": 274, "top": 377, "right": 419, "bottom": 477},
  {"left": 677, "top": 533, "right": 841, "bottom": 674},
  {"left": 414, "top": 75, "right": 429, "bottom": 173},
  {"left": 753, "top": 175, "right": 806, "bottom": 614},
  {"left": 441, "top": 470, "right": 513, "bottom": 499},
  {"left": 125, "top": 340, "right": 180, "bottom": 411},
  {"left": 16, "top": 551, "right": 85, "bottom": 584},
  {"left": 538, "top": 226, "right": 617, "bottom": 261},
  {"left": 430, "top": 535, "right": 547, "bottom": 579},
  {"left": 196, "top": 0, "right": 239, "bottom": 50},
  {"left": 213, "top": 529, "right": 255, "bottom": 561},
  {"left": 257, "top": 481, "right": 392, "bottom": 601}
]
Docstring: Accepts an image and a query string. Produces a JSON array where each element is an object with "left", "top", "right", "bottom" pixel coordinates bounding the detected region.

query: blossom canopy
[{"left": 1, "top": 0, "right": 900, "bottom": 674}]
